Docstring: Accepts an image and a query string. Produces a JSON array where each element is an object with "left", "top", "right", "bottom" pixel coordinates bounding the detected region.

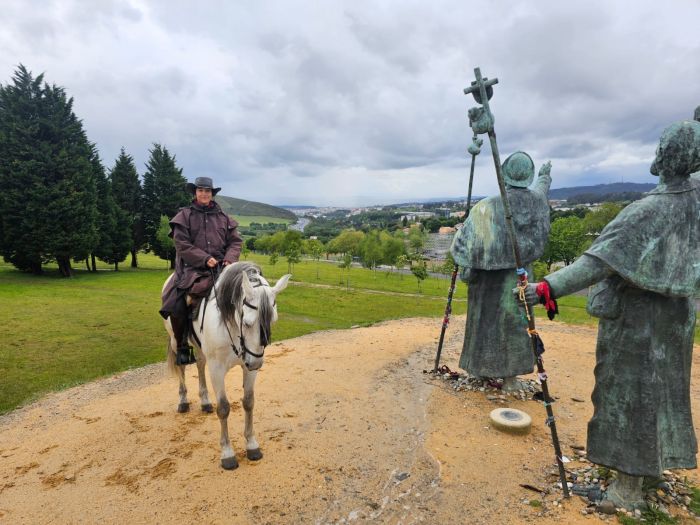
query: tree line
[
  {"left": 253, "top": 204, "right": 625, "bottom": 286},
  {"left": 0, "top": 65, "right": 191, "bottom": 276},
  {"left": 566, "top": 191, "right": 646, "bottom": 205},
  {"left": 251, "top": 224, "right": 440, "bottom": 290},
  {"left": 532, "top": 203, "right": 624, "bottom": 280}
]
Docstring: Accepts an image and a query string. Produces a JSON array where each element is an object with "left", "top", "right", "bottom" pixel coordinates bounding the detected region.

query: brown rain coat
[{"left": 159, "top": 200, "right": 242, "bottom": 319}]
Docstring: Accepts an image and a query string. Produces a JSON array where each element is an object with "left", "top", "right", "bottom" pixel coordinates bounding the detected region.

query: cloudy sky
[{"left": 2, "top": 1, "right": 699, "bottom": 206}]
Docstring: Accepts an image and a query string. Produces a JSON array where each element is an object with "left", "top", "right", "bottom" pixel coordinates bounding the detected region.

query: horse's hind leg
[
  {"left": 210, "top": 363, "right": 238, "bottom": 470},
  {"left": 242, "top": 368, "right": 262, "bottom": 461},
  {"left": 194, "top": 347, "right": 212, "bottom": 413}
]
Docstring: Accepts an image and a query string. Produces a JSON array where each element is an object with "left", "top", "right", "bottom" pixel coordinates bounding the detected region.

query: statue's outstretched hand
[
  {"left": 538, "top": 161, "right": 552, "bottom": 178},
  {"left": 512, "top": 283, "right": 538, "bottom": 307},
  {"left": 513, "top": 281, "right": 559, "bottom": 320}
]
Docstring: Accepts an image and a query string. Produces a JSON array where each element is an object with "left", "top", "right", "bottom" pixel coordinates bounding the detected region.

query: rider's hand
[
  {"left": 206, "top": 257, "right": 218, "bottom": 268},
  {"left": 222, "top": 260, "right": 231, "bottom": 266}
]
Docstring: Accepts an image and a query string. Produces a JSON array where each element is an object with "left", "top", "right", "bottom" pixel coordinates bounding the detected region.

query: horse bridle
[{"left": 209, "top": 270, "right": 274, "bottom": 363}]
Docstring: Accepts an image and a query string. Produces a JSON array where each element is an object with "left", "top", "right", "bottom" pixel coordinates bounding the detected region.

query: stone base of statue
[
  {"left": 605, "top": 473, "right": 646, "bottom": 511},
  {"left": 502, "top": 377, "right": 530, "bottom": 392}
]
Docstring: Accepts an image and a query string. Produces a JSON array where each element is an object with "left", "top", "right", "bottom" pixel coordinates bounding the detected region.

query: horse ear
[
  {"left": 242, "top": 271, "right": 255, "bottom": 300},
  {"left": 272, "top": 274, "right": 292, "bottom": 295}
]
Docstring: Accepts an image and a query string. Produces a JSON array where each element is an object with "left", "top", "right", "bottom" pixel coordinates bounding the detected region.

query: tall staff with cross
[{"left": 464, "top": 67, "right": 570, "bottom": 498}]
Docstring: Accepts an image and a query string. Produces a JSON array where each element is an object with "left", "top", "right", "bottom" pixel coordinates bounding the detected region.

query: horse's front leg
[
  {"left": 242, "top": 368, "right": 262, "bottom": 461},
  {"left": 209, "top": 363, "right": 238, "bottom": 470},
  {"left": 176, "top": 365, "right": 190, "bottom": 413},
  {"left": 167, "top": 319, "right": 190, "bottom": 413},
  {"left": 194, "top": 347, "right": 213, "bottom": 413}
]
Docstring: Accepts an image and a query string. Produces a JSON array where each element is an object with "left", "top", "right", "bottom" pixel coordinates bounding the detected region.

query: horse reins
[{"left": 207, "top": 267, "right": 271, "bottom": 363}]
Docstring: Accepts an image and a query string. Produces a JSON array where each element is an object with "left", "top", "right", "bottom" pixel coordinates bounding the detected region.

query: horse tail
[{"left": 166, "top": 336, "right": 179, "bottom": 376}]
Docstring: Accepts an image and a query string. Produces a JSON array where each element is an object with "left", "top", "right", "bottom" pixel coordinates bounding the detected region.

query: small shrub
[
  {"left": 689, "top": 486, "right": 700, "bottom": 515},
  {"left": 641, "top": 503, "right": 677, "bottom": 524},
  {"left": 616, "top": 512, "right": 637, "bottom": 525},
  {"left": 532, "top": 260, "right": 548, "bottom": 282},
  {"left": 597, "top": 466, "right": 613, "bottom": 481}
]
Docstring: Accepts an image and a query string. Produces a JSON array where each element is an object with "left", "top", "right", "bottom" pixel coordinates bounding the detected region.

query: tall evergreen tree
[
  {"left": 141, "top": 143, "right": 189, "bottom": 268},
  {"left": 0, "top": 64, "right": 98, "bottom": 276},
  {"left": 110, "top": 148, "right": 143, "bottom": 267},
  {"left": 92, "top": 148, "right": 130, "bottom": 270}
]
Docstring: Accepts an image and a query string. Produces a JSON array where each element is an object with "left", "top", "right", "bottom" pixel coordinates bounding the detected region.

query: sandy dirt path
[{"left": 0, "top": 317, "right": 698, "bottom": 524}]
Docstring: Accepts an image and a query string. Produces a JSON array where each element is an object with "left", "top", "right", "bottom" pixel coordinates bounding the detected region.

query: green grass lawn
[
  {"left": 0, "top": 253, "right": 465, "bottom": 414},
  {"left": 0, "top": 252, "right": 697, "bottom": 414},
  {"left": 232, "top": 215, "right": 292, "bottom": 227},
  {"left": 245, "top": 252, "right": 468, "bottom": 297}
]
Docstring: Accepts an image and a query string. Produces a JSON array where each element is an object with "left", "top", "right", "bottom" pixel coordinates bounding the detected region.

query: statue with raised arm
[
  {"left": 450, "top": 152, "right": 552, "bottom": 391},
  {"left": 520, "top": 118, "right": 700, "bottom": 508}
]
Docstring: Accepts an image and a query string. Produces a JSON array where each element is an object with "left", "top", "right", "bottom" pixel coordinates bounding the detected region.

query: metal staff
[
  {"left": 432, "top": 134, "right": 482, "bottom": 373},
  {"left": 464, "top": 67, "right": 570, "bottom": 498}
]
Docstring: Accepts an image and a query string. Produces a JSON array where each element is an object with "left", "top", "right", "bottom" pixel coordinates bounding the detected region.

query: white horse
[{"left": 164, "top": 262, "right": 291, "bottom": 469}]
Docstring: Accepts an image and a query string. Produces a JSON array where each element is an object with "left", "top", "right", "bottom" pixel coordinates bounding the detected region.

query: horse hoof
[
  {"left": 246, "top": 448, "right": 263, "bottom": 461},
  {"left": 221, "top": 456, "right": 239, "bottom": 470},
  {"left": 201, "top": 403, "right": 213, "bottom": 413},
  {"left": 177, "top": 402, "right": 190, "bottom": 413}
]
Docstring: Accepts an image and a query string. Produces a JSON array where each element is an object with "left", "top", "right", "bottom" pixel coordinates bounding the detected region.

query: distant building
[
  {"left": 450, "top": 210, "right": 466, "bottom": 218},
  {"left": 400, "top": 211, "right": 435, "bottom": 222},
  {"left": 438, "top": 226, "right": 456, "bottom": 234}
]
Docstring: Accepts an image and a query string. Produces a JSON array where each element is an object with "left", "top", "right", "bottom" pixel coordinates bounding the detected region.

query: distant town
[{"left": 279, "top": 182, "right": 656, "bottom": 261}]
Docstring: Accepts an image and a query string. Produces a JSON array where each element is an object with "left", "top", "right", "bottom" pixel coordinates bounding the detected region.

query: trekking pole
[
  {"left": 432, "top": 134, "right": 482, "bottom": 373},
  {"left": 464, "top": 67, "right": 570, "bottom": 498}
]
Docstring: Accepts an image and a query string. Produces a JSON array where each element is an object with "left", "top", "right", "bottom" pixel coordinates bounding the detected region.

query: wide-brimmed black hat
[{"left": 186, "top": 176, "right": 221, "bottom": 196}]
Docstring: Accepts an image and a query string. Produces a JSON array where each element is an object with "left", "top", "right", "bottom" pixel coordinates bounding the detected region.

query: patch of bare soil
[{"left": 0, "top": 317, "right": 698, "bottom": 524}]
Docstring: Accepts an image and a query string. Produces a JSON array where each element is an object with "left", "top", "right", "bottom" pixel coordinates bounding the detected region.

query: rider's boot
[{"left": 171, "top": 314, "right": 196, "bottom": 366}]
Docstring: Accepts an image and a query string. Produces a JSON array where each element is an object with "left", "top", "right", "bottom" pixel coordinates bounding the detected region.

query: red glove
[{"left": 536, "top": 281, "right": 559, "bottom": 320}]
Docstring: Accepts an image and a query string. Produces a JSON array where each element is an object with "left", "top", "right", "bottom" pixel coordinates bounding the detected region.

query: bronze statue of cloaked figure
[
  {"left": 450, "top": 152, "right": 552, "bottom": 390},
  {"left": 521, "top": 119, "right": 700, "bottom": 507}
]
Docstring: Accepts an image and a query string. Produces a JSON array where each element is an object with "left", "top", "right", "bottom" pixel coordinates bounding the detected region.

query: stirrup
[{"left": 176, "top": 346, "right": 196, "bottom": 366}]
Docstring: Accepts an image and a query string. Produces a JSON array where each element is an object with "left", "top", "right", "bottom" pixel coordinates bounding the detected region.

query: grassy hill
[
  {"left": 216, "top": 195, "right": 296, "bottom": 221},
  {"left": 549, "top": 182, "right": 655, "bottom": 200}
]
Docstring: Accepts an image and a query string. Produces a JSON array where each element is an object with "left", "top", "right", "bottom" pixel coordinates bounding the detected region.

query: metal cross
[{"left": 463, "top": 68, "right": 498, "bottom": 107}]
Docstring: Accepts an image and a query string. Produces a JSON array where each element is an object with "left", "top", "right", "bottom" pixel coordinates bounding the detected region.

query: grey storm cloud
[{"left": 1, "top": 0, "right": 699, "bottom": 205}]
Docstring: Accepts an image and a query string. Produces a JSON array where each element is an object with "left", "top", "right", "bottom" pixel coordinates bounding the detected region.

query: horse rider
[{"left": 159, "top": 177, "right": 243, "bottom": 365}]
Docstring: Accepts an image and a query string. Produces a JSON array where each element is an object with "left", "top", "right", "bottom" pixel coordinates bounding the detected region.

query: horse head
[{"left": 222, "top": 263, "right": 291, "bottom": 370}]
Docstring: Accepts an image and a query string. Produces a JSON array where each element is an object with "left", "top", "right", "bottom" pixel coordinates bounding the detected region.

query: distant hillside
[
  {"left": 216, "top": 195, "right": 296, "bottom": 221},
  {"left": 549, "top": 182, "right": 655, "bottom": 200}
]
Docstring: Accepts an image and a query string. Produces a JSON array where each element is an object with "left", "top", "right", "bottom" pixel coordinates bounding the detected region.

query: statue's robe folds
[
  {"left": 546, "top": 175, "right": 700, "bottom": 476},
  {"left": 450, "top": 176, "right": 550, "bottom": 378}
]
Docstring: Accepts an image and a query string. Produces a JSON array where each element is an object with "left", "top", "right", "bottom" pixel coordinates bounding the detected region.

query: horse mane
[
  {"left": 257, "top": 286, "right": 273, "bottom": 346},
  {"left": 216, "top": 262, "right": 273, "bottom": 339}
]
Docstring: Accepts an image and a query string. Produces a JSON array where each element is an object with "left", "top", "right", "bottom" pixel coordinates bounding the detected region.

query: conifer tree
[
  {"left": 92, "top": 148, "right": 130, "bottom": 270},
  {"left": 0, "top": 65, "right": 98, "bottom": 276},
  {"left": 141, "top": 143, "right": 189, "bottom": 268},
  {"left": 110, "top": 148, "right": 143, "bottom": 267}
]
